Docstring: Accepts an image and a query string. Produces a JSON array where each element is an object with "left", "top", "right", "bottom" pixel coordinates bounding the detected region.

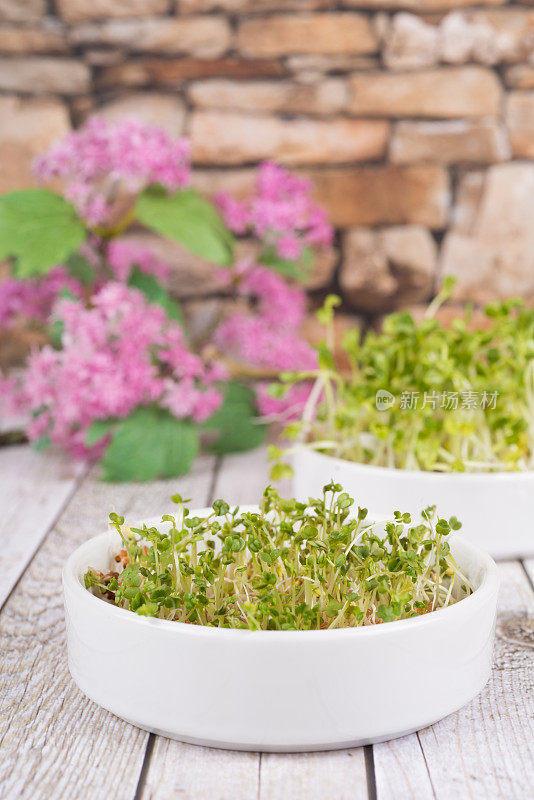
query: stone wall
[{"left": 1, "top": 0, "right": 534, "bottom": 322}]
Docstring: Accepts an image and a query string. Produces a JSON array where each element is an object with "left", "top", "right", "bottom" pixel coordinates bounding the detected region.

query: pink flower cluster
[
  {"left": 0, "top": 267, "right": 83, "bottom": 327},
  {"left": 0, "top": 239, "right": 174, "bottom": 328},
  {"left": 34, "top": 117, "right": 191, "bottom": 225},
  {"left": 216, "top": 162, "right": 333, "bottom": 261},
  {"left": 215, "top": 261, "right": 316, "bottom": 372},
  {"left": 13, "top": 284, "right": 225, "bottom": 458},
  {"left": 107, "top": 239, "right": 171, "bottom": 284},
  {"left": 255, "top": 382, "right": 313, "bottom": 420},
  {"left": 214, "top": 261, "right": 316, "bottom": 419}
]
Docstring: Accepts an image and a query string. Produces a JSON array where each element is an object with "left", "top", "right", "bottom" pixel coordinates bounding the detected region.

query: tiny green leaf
[
  {"left": 85, "top": 418, "right": 118, "bottom": 446},
  {"left": 128, "top": 267, "right": 184, "bottom": 325},
  {"left": 202, "top": 382, "right": 266, "bottom": 455},
  {"left": 258, "top": 245, "right": 314, "bottom": 282},
  {"left": 48, "top": 287, "right": 78, "bottom": 346},
  {"left": 65, "top": 252, "right": 94, "bottom": 285}
]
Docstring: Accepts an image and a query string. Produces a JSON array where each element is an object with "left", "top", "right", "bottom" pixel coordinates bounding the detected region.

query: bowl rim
[
  {"left": 63, "top": 507, "right": 500, "bottom": 641},
  {"left": 294, "top": 447, "right": 534, "bottom": 482}
]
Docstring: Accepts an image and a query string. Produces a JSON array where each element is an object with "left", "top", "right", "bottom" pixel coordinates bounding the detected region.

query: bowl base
[
  {"left": 125, "top": 721, "right": 441, "bottom": 752},
  {"left": 73, "top": 677, "right": 449, "bottom": 752}
]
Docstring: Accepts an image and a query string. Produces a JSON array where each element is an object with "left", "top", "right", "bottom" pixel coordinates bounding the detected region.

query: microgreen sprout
[
  {"left": 83, "top": 485, "right": 472, "bottom": 630},
  {"left": 273, "top": 282, "right": 534, "bottom": 474}
]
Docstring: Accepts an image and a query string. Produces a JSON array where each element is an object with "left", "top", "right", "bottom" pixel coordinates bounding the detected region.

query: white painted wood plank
[
  {"left": 212, "top": 444, "right": 291, "bottom": 506},
  {"left": 523, "top": 559, "right": 534, "bottom": 588},
  {"left": 0, "top": 411, "right": 27, "bottom": 434},
  {"left": 0, "top": 455, "right": 216, "bottom": 800},
  {"left": 374, "top": 560, "right": 534, "bottom": 800},
  {"left": 259, "top": 749, "right": 368, "bottom": 800},
  {"left": 373, "top": 735, "right": 434, "bottom": 800},
  {"left": 141, "top": 738, "right": 260, "bottom": 800},
  {"left": 0, "top": 445, "right": 86, "bottom": 608}
]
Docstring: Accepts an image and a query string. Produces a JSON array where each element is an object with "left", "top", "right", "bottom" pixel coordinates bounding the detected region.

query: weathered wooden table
[{"left": 1, "top": 444, "right": 533, "bottom": 800}]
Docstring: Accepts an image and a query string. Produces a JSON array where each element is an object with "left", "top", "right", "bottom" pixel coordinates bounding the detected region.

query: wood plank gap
[
  {"left": 207, "top": 455, "right": 223, "bottom": 505},
  {"left": 257, "top": 752, "right": 262, "bottom": 800},
  {"left": 0, "top": 445, "right": 87, "bottom": 609},
  {"left": 364, "top": 745, "right": 377, "bottom": 800},
  {"left": 0, "top": 463, "right": 88, "bottom": 614},
  {"left": 520, "top": 560, "right": 534, "bottom": 592},
  {"left": 415, "top": 733, "right": 438, "bottom": 800},
  {"left": 133, "top": 734, "right": 156, "bottom": 800}
]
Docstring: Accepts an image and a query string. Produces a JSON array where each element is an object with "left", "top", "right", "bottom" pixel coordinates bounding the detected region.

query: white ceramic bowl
[
  {"left": 63, "top": 508, "right": 499, "bottom": 752},
  {"left": 293, "top": 449, "right": 534, "bottom": 559}
]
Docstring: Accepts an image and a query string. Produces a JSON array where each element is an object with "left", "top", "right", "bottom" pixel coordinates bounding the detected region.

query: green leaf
[
  {"left": 85, "top": 418, "right": 118, "bottom": 446},
  {"left": 128, "top": 267, "right": 184, "bottom": 325},
  {"left": 259, "top": 245, "right": 313, "bottom": 282},
  {"left": 377, "top": 604, "right": 397, "bottom": 623},
  {"left": 65, "top": 252, "right": 94, "bottom": 285},
  {"left": 100, "top": 407, "right": 199, "bottom": 482},
  {"left": 0, "top": 189, "right": 86, "bottom": 277},
  {"left": 48, "top": 287, "right": 78, "bottom": 346},
  {"left": 136, "top": 187, "right": 234, "bottom": 266},
  {"left": 202, "top": 382, "right": 266, "bottom": 455}
]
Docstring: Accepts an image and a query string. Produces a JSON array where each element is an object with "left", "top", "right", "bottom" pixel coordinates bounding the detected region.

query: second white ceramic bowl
[
  {"left": 63, "top": 507, "right": 499, "bottom": 752},
  {"left": 293, "top": 449, "right": 534, "bottom": 559}
]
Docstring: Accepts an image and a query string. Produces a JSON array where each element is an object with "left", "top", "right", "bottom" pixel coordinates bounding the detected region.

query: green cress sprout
[
  {"left": 271, "top": 279, "right": 534, "bottom": 476},
  {"left": 83, "top": 485, "right": 471, "bottom": 630}
]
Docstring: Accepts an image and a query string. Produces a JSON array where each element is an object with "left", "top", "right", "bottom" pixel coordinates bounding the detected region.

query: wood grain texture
[
  {"left": 212, "top": 444, "right": 291, "bottom": 506},
  {"left": 140, "top": 738, "right": 260, "bottom": 800},
  {"left": 374, "top": 560, "right": 534, "bottom": 800},
  {"left": 0, "top": 455, "right": 216, "bottom": 800},
  {"left": 259, "top": 749, "right": 368, "bottom": 800},
  {"left": 0, "top": 445, "right": 86, "bottom": 608}
]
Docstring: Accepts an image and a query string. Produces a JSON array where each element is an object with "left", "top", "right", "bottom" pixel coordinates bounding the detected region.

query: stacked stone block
[{"left": 1, "top": 0, "right": 533, "bottom": 322}]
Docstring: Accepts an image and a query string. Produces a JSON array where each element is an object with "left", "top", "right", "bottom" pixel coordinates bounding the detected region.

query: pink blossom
[
  {"left": 0, "top": 267, "right": 83, "bottom": 327},
  {"left": 78, "top": 237, "right": 101, "bottom": 268},
  {"left": 216, "top": 314, "right": 316, "bottom": 372},
  {"left": 160, "top": 346, "right": 204, "bottom": 380},
  {"left": 216, "top": 161, "right": 333, "bottom": 261},
  {"left": 214, "top": 261, "right": 315, "bottom": 372},
  {"left": 193, "top": 387, "right": 223, "bottom": 422},
  {"left": 34, "top": 117, "right": 191, "bottom": 225},
  {"left": 255, "top": 382, "right": 312, "bottom": 420},
  {"left": 13, "top": 283, "right": 225, "bottom": 458},
  {"left": 107, "top": 240, "right": 171, "bottom": 284},
  {"left": 203, "top": 362, "right": 229, "bottom": 385},
  {"left": 161, "top": 379, "right": 222, "bottom": 423},
  {"left": 215, "top": 195, "right": 249, "bottom": 235},
  {"left": 276, "top": 233, "right": 302, "bottom": 260}
]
